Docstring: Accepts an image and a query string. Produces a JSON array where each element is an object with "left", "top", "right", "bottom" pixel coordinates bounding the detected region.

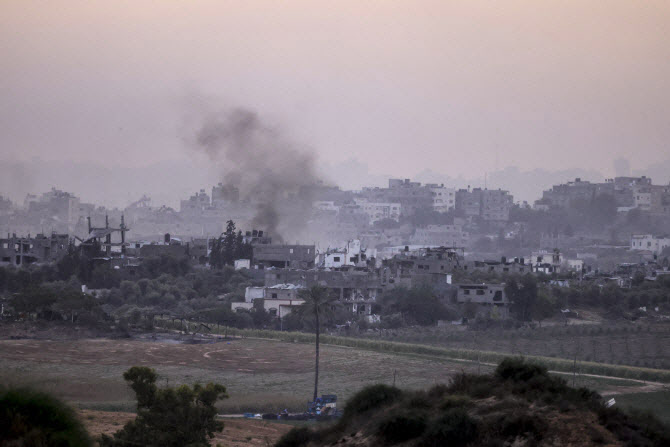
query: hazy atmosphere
[
  {"left": 2, "top": 3, "right": 670, "bottom": 447},
  {"left": 2, "top": 1, "right": 669, "bottom": 206}
]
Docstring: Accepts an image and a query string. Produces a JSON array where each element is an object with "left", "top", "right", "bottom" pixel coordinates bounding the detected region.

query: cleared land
[
  {"left": 0, "top": 336, "right": 487, "bottom": 413},
  {"left": 1, "top": 334, "right": 667, "bottom": 419}
]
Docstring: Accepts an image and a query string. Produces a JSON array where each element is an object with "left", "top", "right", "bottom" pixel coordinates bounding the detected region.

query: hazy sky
[{"left": 2, "top": 1, "right": 669, "bottom": 180}]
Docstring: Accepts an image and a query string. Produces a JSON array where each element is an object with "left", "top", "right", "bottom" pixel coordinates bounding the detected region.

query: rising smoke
[{"left": 188, "top": 106, "right": 319, "bottom": 242}]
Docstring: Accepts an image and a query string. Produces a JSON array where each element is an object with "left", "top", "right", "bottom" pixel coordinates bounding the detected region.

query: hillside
[{"left": 276, "top": 358, "right": 670, "bottom": 447}]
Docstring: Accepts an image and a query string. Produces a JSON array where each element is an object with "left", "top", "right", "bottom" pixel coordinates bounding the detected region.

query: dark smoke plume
[{"left": 188, "top": 106, "right": 319, "bottom": 241}]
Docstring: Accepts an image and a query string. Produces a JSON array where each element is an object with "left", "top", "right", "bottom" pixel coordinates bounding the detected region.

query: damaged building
[{"left": 0, "top": 233, "right": 70, "bottom": 266}]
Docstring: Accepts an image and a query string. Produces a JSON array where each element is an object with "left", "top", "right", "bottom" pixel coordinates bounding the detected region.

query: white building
[
  {"left": 318, "top": 239, "right": 375, "bottom": 268},
  {"left": 631, "top": 235, "right": 670, "bottom": 254},
  {"left": 564, "top": 259, "right": 584, "bottom": 272},
  {"left": 528, "top": 250, "right": 564, "bottom": 273},
  {"left": 426, "top": 184, "right": 456, "bottom": 213},
  {"left": 232, "top": 284, "right": 305, "bottom": 319}
]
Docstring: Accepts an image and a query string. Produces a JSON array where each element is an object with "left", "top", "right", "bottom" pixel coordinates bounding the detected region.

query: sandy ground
[{"left": 79, "top": 409, "right": 293, "bottom": 446}]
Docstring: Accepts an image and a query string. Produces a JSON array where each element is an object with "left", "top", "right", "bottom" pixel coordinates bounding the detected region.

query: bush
[
  {"left": 495, "top": 357, "right": 548, "bottom": 382},
  {"left": 496, "top": 411, "right": 548, "bottom": 441},
  {"left": 275, "top": 427, "right": 313, "bottom": 447},
  {"left": 422, "top": 408, "right": 478, "bottom": 446},
  {"left": 440, "top": 395, "right": 471, "bottom": 410},
  {"left": 376, "top": 410, "right": 427, "bottom": 444},
  {"left": 340, "top": 384, "right": 402, "bottom": 424},
  {"left": 0, "top": 387, "right": 92, "bottom": 447}
]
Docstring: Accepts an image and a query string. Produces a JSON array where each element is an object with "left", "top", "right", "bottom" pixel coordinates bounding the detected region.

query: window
[
  {"left": 289, "top": 248, "right": 294, "bottom": 254},
  {"left": 269, "top": 308, "right": 277, "bottom": 317},
  {"left": 464, "top": 289, "right": 470, "bottom": 295},
  {"left": 271, "top": 293, "right": 278, "bottom": 298},
  {"left": 476, "top": 290, "right": 485, "bottom": 295},
  {"left": 333, "top": 256, "right": 340, "bottom": 262}
]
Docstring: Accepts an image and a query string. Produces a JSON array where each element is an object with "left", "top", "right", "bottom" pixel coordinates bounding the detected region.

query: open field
[
  {"left": 1, "top": 333, "right": 667, "bottom": 419},
  {"left": 176, "top": 324, "right": 670, "bottom": 383},
  {"left": 0, "top": 336, "right": 492, "bottom": 414}
]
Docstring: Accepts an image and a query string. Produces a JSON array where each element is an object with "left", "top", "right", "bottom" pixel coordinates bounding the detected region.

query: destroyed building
[
  {"left": 0, "top": 233, "right": 70, "bottom": 266},
  {"left": 252, "top": 244, "right": 316, "bottom": 269}
]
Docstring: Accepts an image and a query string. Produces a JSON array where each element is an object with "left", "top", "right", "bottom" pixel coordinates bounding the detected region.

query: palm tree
[{"left": 298, "top": 285, "right": 339, "bottom": 402}]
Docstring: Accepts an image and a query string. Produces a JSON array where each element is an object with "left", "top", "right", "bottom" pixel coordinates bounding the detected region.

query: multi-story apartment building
[
  {"left": 456, "top": 188, "right": 513, "bottom": 221},
  {"left": 353, "top": 199, "right": 401, "bottom": 224},
  {"left": 409, "top": 224, "right": 469, "bottom": 247}
]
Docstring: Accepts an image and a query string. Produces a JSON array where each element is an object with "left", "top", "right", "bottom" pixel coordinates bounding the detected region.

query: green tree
[
  {"left": 222, "top": 220, "right": 237, "bottom": 266},
  {"left": 100, "top": 366, "right": 228, "bottom": 447},
  {"left": 505, "top": 274, "right": 538, "bottom": 322},
  {"left": 531, "top": 289, "right": 555, "bottom": 327},
  {"left": 297, "top": 286, "right": 339, "bottom": 402}
]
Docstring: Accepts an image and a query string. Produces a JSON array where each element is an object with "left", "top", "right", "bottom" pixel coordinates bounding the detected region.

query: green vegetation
[
  {"left": 276, "top": 357, "right": 670, "bottom": 447},
  {"left": 0, "top": 386, "right": 92, "bottom": 447},
  {"left": 99, "top": 366, "right": 228, "bottom": 447}
]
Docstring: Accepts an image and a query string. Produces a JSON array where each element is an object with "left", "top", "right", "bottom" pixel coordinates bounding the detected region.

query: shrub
[
  {"left": 495, "top": 357, "right": 548, "bottom": 382},
  {"left": 496, "top": 411, "right": 548, "bottom": 441},
  {"left": 340, "top": 384, "right": 402, "bottom": 424},
  {"left": 275, "top": 427, "right": 313, "bottom": 447},
  {"left": 376, "top": 410, "right": 427, "bottom": 444},
  {"left": 440, "top": 395, "right": 471, "bottom": 410},
  {"left": 422, "top": 408, "right": 478, "bottom": 447},
  {"left": 0, "top": 387, "right": 92, "bottom": 447}
]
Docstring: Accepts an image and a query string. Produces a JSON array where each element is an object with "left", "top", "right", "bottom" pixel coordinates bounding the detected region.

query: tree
[
  {"left": 505, "top": 274, "right": 538, "bottom": 322},
  {"left": 531, "top": 289, "right": 555, "bottom": 327},
  {"left": 100, "top": 366, "right": 228, "bottom": 447},
  {"left": 222, "top": 220, "right": 237, "bottom": 266},
  {"left": 297, "top": 286, "right": 339, "bottom": 402}
]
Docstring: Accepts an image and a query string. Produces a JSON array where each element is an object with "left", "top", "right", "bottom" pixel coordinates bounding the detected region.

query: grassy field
[
  {"left": 1, "top": 333, "right": 667, "bottom": 420},
  {"left": 163, "top": 322, "right": 670, "bottom": 383},
  {"left": 0, "top": 337, "right": 491, "bottom": 414},
  {"left": 356, "top": 322, "right": 670, "bottom": 369}
]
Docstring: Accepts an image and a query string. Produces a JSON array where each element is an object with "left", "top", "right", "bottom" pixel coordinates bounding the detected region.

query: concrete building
[
  {"left": 360, "top": 179, "right": 433, "bottom": 217},
  {"left": 631, "top": 235, "right": 670, "bottom": 254},
  {"left": 0, "top": 233, "right": 70, "bottom": 266},
  {"left": 180, "top": 189, "right": 211, "bottom": 213},
  {"left": 253, "top": 244, "right": 316, "bottom": 269},
  {"left": 409, "top": 225, "right": 469, "bottom": 248},
  {"left": 317, "top": 239, "right": 375, "bottom": 268},
  {"left": 353, "top": 199, "right": 401, "bottom": 224},
  {"left": 527, "top": 250, "right": 564, "bottom": 274},
  {"left": 231, "top": 284, "right": 305, "bottom": 318},
  {"left": 426, "top": 184, "right": 456, "bottom": 213},
  {"left": 456, "top": 283, "right": 510, "bottom": 319},
  {"left": 456, "top": 188, "right": 513, "bottom": 221}
]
